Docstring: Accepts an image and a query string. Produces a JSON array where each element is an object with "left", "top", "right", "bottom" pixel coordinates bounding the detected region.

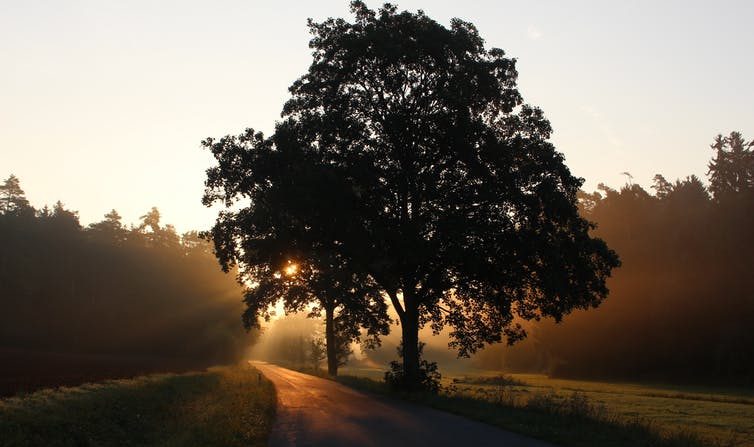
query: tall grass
[{"left": 0, "top": 364, "right": 276, "bottom": 447}]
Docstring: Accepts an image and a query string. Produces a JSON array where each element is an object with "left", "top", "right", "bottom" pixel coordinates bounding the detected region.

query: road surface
[{"left": 252, "top": 361, "right": 557, "bottom": 447}]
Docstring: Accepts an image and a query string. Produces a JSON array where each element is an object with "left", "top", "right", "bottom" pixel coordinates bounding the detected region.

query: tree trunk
[
  {"left": 325, "top": 304, "right": 338, "bottom": 376},
  {"left": 401, "top": 293, "right": 420, "bottom": 390}
]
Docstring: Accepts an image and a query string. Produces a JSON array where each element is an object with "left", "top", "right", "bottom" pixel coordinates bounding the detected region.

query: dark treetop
[{"left": 203, "top": 2, "right": 620, "bottom": 388}]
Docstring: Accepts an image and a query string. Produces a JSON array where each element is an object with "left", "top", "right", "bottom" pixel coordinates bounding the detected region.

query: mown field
[
  {"left": 340, "top": 367, "right": 753, "bottom": 446},
  {"left": 0, "top": 364, "right": 276, "bottom": 447}
]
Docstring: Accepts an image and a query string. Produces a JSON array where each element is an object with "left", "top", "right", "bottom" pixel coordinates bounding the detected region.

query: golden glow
[
  {"left": 284, "top": 263, "right": 298, "bottom": 277},
  {"left": 2, "top": 3, "right": 740, "bottom": 233}
]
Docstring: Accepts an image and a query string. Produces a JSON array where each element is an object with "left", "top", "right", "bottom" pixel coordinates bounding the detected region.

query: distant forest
[
  {"left": 0, "top": 180, "right": 251, "bottom": 394},
  {"left": 475, "top": 132, "right": 754, "bottom": 384}
]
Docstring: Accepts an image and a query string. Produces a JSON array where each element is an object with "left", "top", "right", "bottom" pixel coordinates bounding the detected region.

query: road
[{"left": 252, "top": 361, "right": 557, "bottom": 447}]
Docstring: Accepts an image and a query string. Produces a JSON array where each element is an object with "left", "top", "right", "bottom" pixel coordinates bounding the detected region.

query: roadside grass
[
  {"left": 335, "top": 375, "right": 742, "bottom": 447},
  {"left": 0, "top": 363, "right": 276, "bottom": 447}
]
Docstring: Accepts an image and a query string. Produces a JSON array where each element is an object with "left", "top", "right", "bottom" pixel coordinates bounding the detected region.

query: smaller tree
[
  {"left": 309, "top": 336, "right": 327, "bottom": 372},
  {"left": 88, "top": 209, "right": 126, "bottom": 243},
  {"left": 138, "top": 206, "right": 162, "bottom": 233},
  {"left": 240, "top": 258, "right": 389, "bottom": 376},
  {"left": 652, "top": 174, "right": 673, "bottom": 200},
  {"left": 652, "top": 174, "right": 709, "bottom": 204},
  {"left": 668, "top": 175, "right": 709, "bottom": 204},
  {"left": 708, "top": 131, "right": 754, "bottom": 199},
  {"left": 136, "top": 207, "right": 179, "bottom": 248},
  {"left": 47, "top": 201, "right": 81, "bottom": 232},
  {"left": 202, "top": 129, "right": 391, "bottom": 377},
  {"left": 0, "top": 175, "right": 31, "bottom": 215}
]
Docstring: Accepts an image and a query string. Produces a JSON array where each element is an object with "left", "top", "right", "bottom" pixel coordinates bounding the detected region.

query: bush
[{"left": 384, "top": 342, "right": 441, "bottom": 393}]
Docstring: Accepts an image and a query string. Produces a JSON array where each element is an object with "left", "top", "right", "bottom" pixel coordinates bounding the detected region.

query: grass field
[
  {"left": 0, "top": 363, "right": 276, "bottom": 447},
  {"left": 449, "top": 373, "right": 754, "bottom": 446},
  {"left": 339, "top": 367, "right": 752, "bottom": 447}
]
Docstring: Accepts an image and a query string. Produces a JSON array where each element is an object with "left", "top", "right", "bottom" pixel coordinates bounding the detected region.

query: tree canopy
[
  {"left": 202, "top": 119, "right": 392, "bottom": 375},
  {"left": 0, "top": 174, "right": 31, "bottom": 215},
  {"left": 203, "top": 1, "right": 619, "bottom": 389}
]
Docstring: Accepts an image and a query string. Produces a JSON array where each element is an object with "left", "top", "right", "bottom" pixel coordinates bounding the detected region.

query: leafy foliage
[
  {"left": 201, "top": 64, "right": 391, "bottom": 377},
  {"left": 385, "top": 342, "right": 441, "bottom": 394},
  {"left": 309, "top": 337, "right": 327, "bottom": 371},
  {"left": 0, "top": 174, "right": 31, "bottom": 215},
  {"left": 201, "top": 1, "right": 619, "bottom": 387}
]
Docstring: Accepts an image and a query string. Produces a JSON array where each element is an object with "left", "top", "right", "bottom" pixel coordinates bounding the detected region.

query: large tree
[{"left": 203, "top": 2, "right": 619, "bottom": 389}]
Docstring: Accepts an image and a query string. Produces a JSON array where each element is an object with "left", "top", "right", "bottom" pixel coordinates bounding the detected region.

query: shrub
[{"left": 384, "top": 342, "right": 441, "bottom": 393}]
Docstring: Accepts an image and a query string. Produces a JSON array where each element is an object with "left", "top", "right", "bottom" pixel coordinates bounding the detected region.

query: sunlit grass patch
[
  {"left": 335, "top": 374, "right": 743, "bottom": 447},
  {"left": 491, "top": 374, "right": 754, "bottom": 446},
  {"left": 0, "top": 364, "right": 275, "bottom": 447}
]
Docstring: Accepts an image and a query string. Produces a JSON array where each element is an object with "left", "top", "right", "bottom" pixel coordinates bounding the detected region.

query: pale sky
[{"left": 2, "top": 0, "right": 752, "bottom": 232}]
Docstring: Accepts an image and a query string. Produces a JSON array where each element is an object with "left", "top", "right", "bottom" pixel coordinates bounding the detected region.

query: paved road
[{"left": 252, "top": 361, "right": 557, "bottom": 447}]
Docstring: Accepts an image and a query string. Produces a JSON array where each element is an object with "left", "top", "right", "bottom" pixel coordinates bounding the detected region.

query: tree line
[
  {"left": 0, "top": 177, "right": 252, "bottom": 394},
  {"left": 475, "top": 132, "right": 754, "bottom": 384}
]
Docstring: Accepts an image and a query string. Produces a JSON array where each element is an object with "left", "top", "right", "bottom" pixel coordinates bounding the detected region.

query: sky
[{"left": 2, "top": 0, "right": 753, "bottom": 232}]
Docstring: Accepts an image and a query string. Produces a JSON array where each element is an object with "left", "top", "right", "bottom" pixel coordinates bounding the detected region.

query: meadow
[
  {"left": 339, "top": 367, "right": 752, "bottom": 447},
  {"left": 0, "top": 364, "right": 276, "bottom": 447}
]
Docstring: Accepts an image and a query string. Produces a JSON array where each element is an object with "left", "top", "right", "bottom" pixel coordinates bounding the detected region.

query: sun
[{"left": 284, "top": 263, "right": 298, "bottom": 277}]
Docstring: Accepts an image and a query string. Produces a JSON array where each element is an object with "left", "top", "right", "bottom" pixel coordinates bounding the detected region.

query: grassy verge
[
  {"left": 335, "top": 375, "right": 739, "bottom": 447},
  {"left": 0, "top": 363, "right": 276, "bottom": 447}
]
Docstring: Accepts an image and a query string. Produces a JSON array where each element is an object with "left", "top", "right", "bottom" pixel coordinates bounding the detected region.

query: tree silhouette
[
  {"left": 137, "top": 206, "right": 179, "bottom": 248},
  {"left": 201, "top": 132, "right": 390, "bottom": 376},
  {"left": 204, "top": 2, "right": 619, "bottom": 389},
  {"left": 483, "top": 146, "right": 754, "bottom": 383},
  {"left": 88, "top": 209, "right": 127, "bottom": 243},
  {"left": 237, "top": 253, "right": 389, "bottom": 376},
  {"left": 651, "top": 174, "right": 673, "bottom": 200},
  {"left": 309, "top": 336, "right": 327, "bottom": 372},
  {"left": 0, "top": 175, "right": 31, "bottom": 215},
  {"left": 0, "top": 190, "right": 252, "bottom": 394},
  {"left": 138, "top": 206, "right": 162, "bottom": 233},
  {"left": 708, "top": 131, "right": 754, "bottom": 200}
]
